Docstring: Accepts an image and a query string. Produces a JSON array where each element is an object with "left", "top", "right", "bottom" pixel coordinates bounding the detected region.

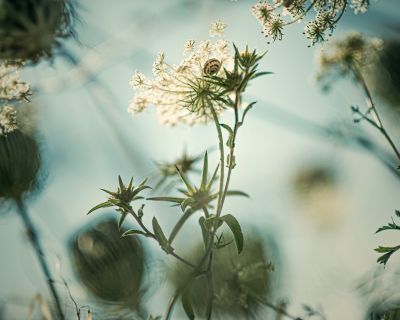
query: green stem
[{"left": 209, "top": 104, "right": 225, "bottom": 220}]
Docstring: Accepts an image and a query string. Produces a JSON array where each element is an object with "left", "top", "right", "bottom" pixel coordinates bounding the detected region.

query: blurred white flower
[
  {"left": 0, "top": 63, "right": 30, "bottom": 103},
  {"left": 315, "top": 32, "right": 383, "bottom": 89},
  {"left": 0, "top": 105, "right": 18, "bottom": 135},
  {"left": 209, "top": 20, "right": 227, "bottom": 37}
]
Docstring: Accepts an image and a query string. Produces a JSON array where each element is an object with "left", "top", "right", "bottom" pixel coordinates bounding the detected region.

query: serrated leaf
[
  {"left": 152, "top": 217, "right": 173, "bottom": 254},
  {"left": 221, "top": 214, "right": 243, "bottom": 253},
  {"left": 87, "top": 201, "right": 114, "bottom": 215},
  {"left": 375, "top": 245, "right": 400, "bottom": 266},
  {"left": 181, "top": 287, "right": 195, "bottom": 320},
  {"left": 121, "top": 229, "right": 148, "bottom": 237}
]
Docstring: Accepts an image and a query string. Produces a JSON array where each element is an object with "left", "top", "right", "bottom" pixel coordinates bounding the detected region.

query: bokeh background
[{"left": 1, "top": 0, "right": 400, "bottom": 318}]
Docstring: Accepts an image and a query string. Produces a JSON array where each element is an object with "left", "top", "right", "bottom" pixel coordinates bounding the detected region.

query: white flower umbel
[
  {"left": 0, "top": 105, "right": 17, "bottom": 135},
  {"left": 128, "top": 21, "right": 234, "bottom": 126},
  {"left": 0, "top": 63, "right": 30, "bottom": 103},
  {"left": 251, "top": 0, "right": 372, "bottom": 45}
]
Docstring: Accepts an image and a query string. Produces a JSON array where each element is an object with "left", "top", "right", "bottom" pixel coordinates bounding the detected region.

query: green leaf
[
  {"left": 152, "top": 217, "right": 174, "bottom": 254},
  {"left": 239, "top": 102, "right": 256, "bottom": 125},
  {"left": 118, "top": 211, "right": 128, "bottom": 230},
  {"left": 221, "top": 214, "right": 244, "bottom": 254},
  {"left": 118, "top": 175, "right": 125, "bottom": 191},
  {"left": 207, "top": 163, "right": 220, "bottom": 191},
  {"left": 225, "top": 190, "right": 250, "bottom": 198},
  {"left": 395, "top": 210, "right": 400, "bottom": 218},
  {"left": 220, "top": 124, "right": 234, "bottom": 148},
  {"left": 375, "top": 245, "right": 400, "bottom": 266},
  {"left": 199, "top": 217, "right": 209, "bottom": 247},
  {"left": 200, "top": 152, "right": 208, "bottom": 190},
  {"left": 121, "top": 229, "right": 148, "bottom": 237},
  {"left": 181, "top": 287, "right": 195, "bottom": 320},
  {"left": 147, "top": 196, "right": 183, "bottom": 204},
  {"left": 87, "top": 201, "right": 114, "bottom": 215},
  {"left": 175, "top": 165, "right": 194, "bottom": 192},
  {"left": 138, "top": 204, "right": 145, "bottom": 218}
]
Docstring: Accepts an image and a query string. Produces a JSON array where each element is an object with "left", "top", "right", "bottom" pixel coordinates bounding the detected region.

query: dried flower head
[
  {"left": 0, "top": 130, "right": 42, "bottom": 201},
  {"left": 315, "top": 32, "right": 383, "bottom": 90},
  {"left": 128, "top": 21, "right": 234, "bottom": 126},
  {"left": 70, "top": 218, "right": 146, "bottom": 308},
  {"left": 251, "top": 0, "right": 372, "bottom": 45},
  {"left": 0, "top": 0, "right": 76, "bottom": 63}
]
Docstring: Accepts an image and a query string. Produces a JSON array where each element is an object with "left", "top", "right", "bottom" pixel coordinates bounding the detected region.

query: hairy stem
[{"left": 15, "top": 199, "right": 65, "bottom": 320}]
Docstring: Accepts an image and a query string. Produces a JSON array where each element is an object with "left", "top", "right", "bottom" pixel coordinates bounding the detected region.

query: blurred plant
[
  {"left": 315, "top": 33, "right": 400, "bottom": 269},
  {"left": 251, "top": 0, "right": 371, "bottom": 46},
  {"left": 0, "top": 128, "right": 65, "bottom": 319},
  {"left": 365, "top": 40, "right": 400, "bottom": 111},
  {"left": 0, "top": 0, "right": 76, "bottom": 63},
  {"left": 291, "top": 163, "right": 345, "bottom": 227},
  {"left": 69, "top": 218, "right": 147, "bottom": 317},
  {"left": 168, "top": 234, "right": 275, "bottom": 319},
  {"left": 88, "top": 21, "right": 279, "bottom": 319},
  {"left": 315, "top": 33, "right": 400, "bottom": 164},
  {"left": 367, "top": 303, "right": 400, "bottom": 320},
  {"left": 152, "top": 149, "right": 204, "bottom": 192}
]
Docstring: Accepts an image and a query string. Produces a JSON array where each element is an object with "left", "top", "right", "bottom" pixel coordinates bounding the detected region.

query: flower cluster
[
  {"left": 128, "top": 22, "right": 234, "bottom": 126},
  {"left": 251, "top": 0, "right": 371, "bottom": 46},
  {"left": 315, "top": 32, "right": 383, "bottom": 89},
  {"left": 0, "top": 62, "right": 31, "bottom": 135},
  {"left": 0, "top": 63, "right": 30, "bottom": 102}
]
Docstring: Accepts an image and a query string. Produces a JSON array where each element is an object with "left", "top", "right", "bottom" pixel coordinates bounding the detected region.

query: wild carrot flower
[
  {"left": 251, "top": 0, "right": 372, "bottom": 45},
  {"left": 128, "top": 21, "right": 234, "bottom": 126}
]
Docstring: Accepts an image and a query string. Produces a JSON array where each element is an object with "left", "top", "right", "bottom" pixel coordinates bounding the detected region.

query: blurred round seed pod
[
  {"left": 169, "top": 232, "right": 279, "bottom": 319},
  {"left": 365, "top": 40, "right": 400, "bottom": 111},
  {"left": 290, "top": 163, "right": 346, "bottom": 228},
  {"left": 69, "top": 218, "right": 147, "bottom": 313},
  {"left": 0, "top": 0, "right": 76, "bottom": 63},
  {"left": 0, "top": 129, "right": 42, "bottom": 203}
]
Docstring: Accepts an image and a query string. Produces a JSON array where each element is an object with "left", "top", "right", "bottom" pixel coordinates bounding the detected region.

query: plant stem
[
  {"left": 351, "top": 65, "right": 400, "bottom": 162},
  {"left": 15, "top": 199, "right": 65, "bottom": 320},
  {"left": 205, "top": 251, "right": 214, "bottom": 320}
]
